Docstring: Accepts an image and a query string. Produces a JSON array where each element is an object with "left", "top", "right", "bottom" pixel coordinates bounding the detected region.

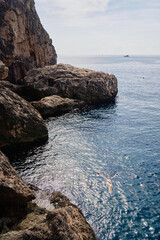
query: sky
[{"left": 35, "top": 0, "right": 160, "bottom": 56}]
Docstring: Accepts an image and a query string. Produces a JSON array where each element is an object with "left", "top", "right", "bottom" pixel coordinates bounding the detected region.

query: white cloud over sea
[
  {"left": 35, "top": 0, "right": 160, "bottom": 55},
  {"left": 37, "top": 0, "right": 111, "bottom": 27}
]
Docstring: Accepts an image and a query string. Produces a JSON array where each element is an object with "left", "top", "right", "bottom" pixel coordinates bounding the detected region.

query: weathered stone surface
[
  {"left": 0, "top": 193, "right": 97, "bottom": 240},
  {"left": 24, "top": 63, "right": 118, "bottom": 103},
  {"left": 0, "top": 85, "right": 48, "bottom": 149},
  {"left": 0, "top": 61, "right": 8, "bottom": 80},
  {"left": 0, "top": 151, "right": 35, "bottom": 205},
  {"left": 31, "top": 95, "right": 85, "bottom": 118},
  {"left": 0, "top": 0, "right": 57, "bottom": 84},
  {"left": 47, "top": 192, "right": 97, "bottom": 240},
  {"left": 47, "top": 206, "right": 97, "bottom": 240}
]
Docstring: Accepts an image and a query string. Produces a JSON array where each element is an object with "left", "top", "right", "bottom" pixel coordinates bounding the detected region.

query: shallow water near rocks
[{"left": 12, "top": 56, "right": 160, "bottom": 240}]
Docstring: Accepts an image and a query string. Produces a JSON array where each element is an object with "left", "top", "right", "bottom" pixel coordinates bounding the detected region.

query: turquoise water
[{"left": 13, "top": 56, "right": 160, "bottom": 239}]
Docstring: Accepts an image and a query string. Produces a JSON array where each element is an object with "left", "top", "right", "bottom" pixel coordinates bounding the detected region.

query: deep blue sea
[{"left": 13, "top": 56, "right": 160, "bottom": 240}]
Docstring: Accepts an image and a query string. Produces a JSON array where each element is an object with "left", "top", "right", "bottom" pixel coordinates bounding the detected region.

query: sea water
[{"left": 12, "top": 56, "right": 160, "bottom": 239}]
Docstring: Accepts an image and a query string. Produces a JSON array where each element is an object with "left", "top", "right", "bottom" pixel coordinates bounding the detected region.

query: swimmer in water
[
  {"left": 106, "top": 174, "right": 113, "bottom": 193},
  {"left": 96, "top": 172, "right": 118, "bottom": 193}
]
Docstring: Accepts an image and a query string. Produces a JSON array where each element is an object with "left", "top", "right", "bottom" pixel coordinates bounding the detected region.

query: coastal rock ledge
[
  {"left": 0, "top": 151, "right": 97, "bottom": 240},
  {"left": 24, "top": 63, "right": 118, "bottom": 103}
]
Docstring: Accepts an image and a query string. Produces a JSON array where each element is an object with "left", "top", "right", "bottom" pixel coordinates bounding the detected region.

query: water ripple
[{"left": 12, "top": 56, "right": 160, "bottom": 240}]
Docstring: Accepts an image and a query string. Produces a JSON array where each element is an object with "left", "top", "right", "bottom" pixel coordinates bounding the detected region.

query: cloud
[
  {"left": 35, "top": 0, "right": 160, "bottom": 55},
  {"left": 36, "top": 0, "right": 160, "bottom": 28},
  {"left": 53, "top": 0, "right": 110, "bottom": 16},
  {"left": 36, "top": 0, "right": 110, "bottom": 27}
]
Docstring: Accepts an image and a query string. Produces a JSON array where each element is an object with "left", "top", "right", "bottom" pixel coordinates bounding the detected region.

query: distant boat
[{"left": 124, "top": 55, "right": 129, "bottom": 57}]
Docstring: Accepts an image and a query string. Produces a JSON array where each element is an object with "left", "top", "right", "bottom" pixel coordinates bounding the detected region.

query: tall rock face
[{"left": 0, "top": 0, "right": 57, "bottom": 84}]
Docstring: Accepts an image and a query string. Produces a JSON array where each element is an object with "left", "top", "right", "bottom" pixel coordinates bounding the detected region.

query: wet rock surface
[
  {"left": 0, "top": 0, "right": 57, "bottom": 83},
  {"left": 24, "top": 63, "right": 118, "bottom": 103},
  {"left": 0, "top": 85, "right": 48, "bottom": 149}
]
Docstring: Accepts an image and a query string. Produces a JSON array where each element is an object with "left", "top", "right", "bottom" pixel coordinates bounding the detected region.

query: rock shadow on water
[{"left": 80, "top": 99, "right": 118, "bottom": 119}]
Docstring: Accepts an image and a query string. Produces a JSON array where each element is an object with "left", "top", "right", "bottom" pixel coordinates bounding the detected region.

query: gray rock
[
  {"left": 0, "top": 61, "right": 8, "bottom": 80},
  {"left": 0, "top": 0, "right": 57, "bottom": 84},
  {"left": 24, "top": 63, "right": 118, "bottom": 103},
  {"left": 31, "top": 95, "right": 85, "bottom": 118},
  {"left": 0, "top": 85, "right": 48, "bottom": 149}
]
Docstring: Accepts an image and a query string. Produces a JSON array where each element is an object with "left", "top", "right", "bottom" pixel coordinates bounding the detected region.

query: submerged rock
[
  {"left": 0, "top": 85, "right": 48, "bottom": 149},
  {"left": 0, "top": 0, "right": 57, "bottom": 84},
  {"left": 31, "top": 95, "right": 85, "bottom": 118},
  {"left": 24, "top": 63, "right": 118, "bottom": 103},
  {"left": 0, "top": 61, "right": 8, "bottom": 80}
]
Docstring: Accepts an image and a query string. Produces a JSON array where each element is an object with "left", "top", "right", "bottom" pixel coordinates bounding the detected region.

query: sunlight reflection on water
[{"left": 12, "top": 56, "right": 160, "bottom": 240}]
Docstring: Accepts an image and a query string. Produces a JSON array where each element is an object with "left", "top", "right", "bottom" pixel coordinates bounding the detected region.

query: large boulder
[
  {"left": 0, "top": 61, "right": 8, "bottom": 80},
  {"left": 31, "top": 95, "right": 85, "bottom": 118},
  {"left": 0, "top": 0, "right": 57, "bottom": 84},
  {"left": 0, "top": 151, "right": 35, "bottom": 205},
  {"left": 0, "top": 85, "right": 48, "bottom": 149},
  {"left": 24, "top": 63, "right": 118, "bottom": 103}
]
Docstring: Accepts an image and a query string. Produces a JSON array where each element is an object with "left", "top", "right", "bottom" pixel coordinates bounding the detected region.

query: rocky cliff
[{"left": 0, "top": 0, "right": 57, "bottom": 84}]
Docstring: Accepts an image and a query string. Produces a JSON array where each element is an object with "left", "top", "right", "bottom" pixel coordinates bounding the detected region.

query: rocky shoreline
[
  {"left": 0, "top": 0, "right": 118, "bottom": 239},
  {"left": 0, "top": 151, "right": 97, "bottom": 240}
]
